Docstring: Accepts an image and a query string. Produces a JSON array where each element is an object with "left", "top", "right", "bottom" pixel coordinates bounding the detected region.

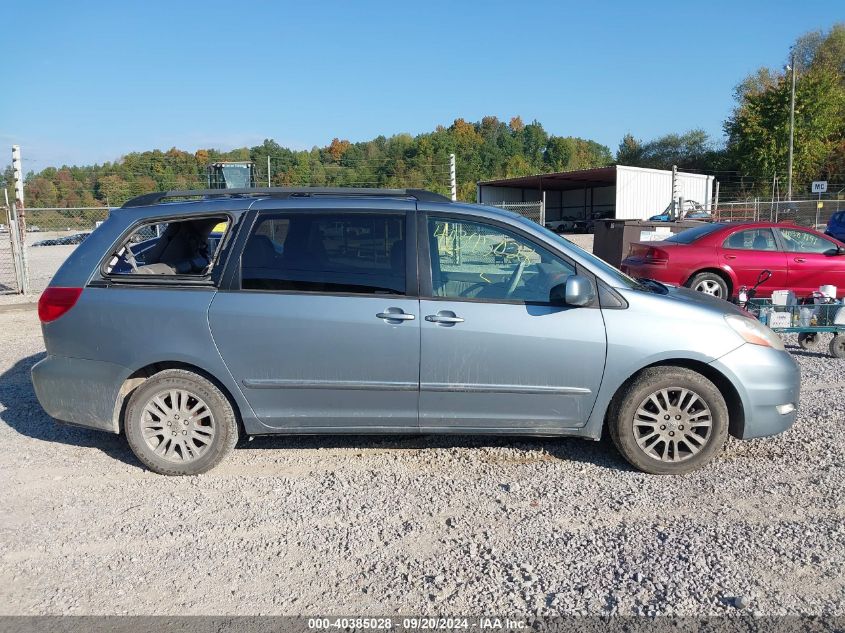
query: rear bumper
[
  {"left": 710, "top": 344, "right": 800, "bottom": 439},
  {"left": 31, "top": 355, "right": 128, "bottom": 433}
]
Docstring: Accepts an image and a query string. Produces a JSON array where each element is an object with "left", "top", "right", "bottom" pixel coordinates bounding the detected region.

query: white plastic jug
[
  {"left": 819, "top": 285, "right": 838, "bottom": 300},
  {"left": 799, "top": 307, "right": 813, "bottom": 328}
]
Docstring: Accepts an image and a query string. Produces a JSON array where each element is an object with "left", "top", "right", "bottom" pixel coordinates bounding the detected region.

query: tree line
[
  {"left": 4, "top": 24, "right": 843, "bottom": 209},
  {"left": 619, "top": 24, "right": 844, "bottom": 198},
  {"left": 4, "top": 116, "right": 612, "bottom": 208}
]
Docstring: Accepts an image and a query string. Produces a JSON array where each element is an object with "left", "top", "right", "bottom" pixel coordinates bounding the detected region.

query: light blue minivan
[{"left": 32, "top": 188, "right": 799, "bottom": 475}]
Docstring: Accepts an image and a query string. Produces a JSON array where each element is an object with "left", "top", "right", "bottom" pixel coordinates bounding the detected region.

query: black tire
[
  {"left": 608, "top": 366, "right": 729, "bottom": 475},
  {"left": 687, "top": 272, "right": 729, "bottom": 300},
  {"left": 124, "top": 369, "right": 238, "bottom": 475},
  {"left": 830, "top": 334, "right": 845, "bottom": 359},
  {"left": 798, "top": 332, "right": 823, "bottom": 352}
]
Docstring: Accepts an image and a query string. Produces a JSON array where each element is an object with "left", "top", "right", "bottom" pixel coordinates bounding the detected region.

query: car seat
[
  {"left": 133, "top": 221, "right": 214, "bottom": 275},
  {"left": 243, "top": 234, "right": 279, "bottom": 269},
  {"left": 281, "top": 224, "right": 327, "bottom": 271},
  {"left": 752, "top": 234, "right": 769, "bottom": 250}
]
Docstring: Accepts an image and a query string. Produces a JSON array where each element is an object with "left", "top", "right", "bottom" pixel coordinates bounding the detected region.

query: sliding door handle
[
  {"left": 377, "top": 310, "right": 415, "bottom": 321},
  {"left": 425, "top": 314, "right": 464, "bottom": 324}
]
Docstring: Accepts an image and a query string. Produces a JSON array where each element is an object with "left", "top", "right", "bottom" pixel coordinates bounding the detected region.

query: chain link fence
[
  {"left": 489, "top": 197, "right": 845, "bottom": 232},
  {"left": 489, "top": 201, "right": 545, "bottom": 226},
  {"left": 4, "top": 195, "right": 844, "bottom": 296},
  {"left": 0, "top": 205, "right": 21, "bottom": 294},
  {"left": 715, "top": 198, "right": 845, "bottom": 227},
  {"left": 11, "top": 206, "right": 111, "bottom": 295}
]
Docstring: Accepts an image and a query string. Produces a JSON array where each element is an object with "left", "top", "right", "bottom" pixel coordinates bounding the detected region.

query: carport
[{"left": 477, "top": 165, "right": 716, "bottom": 229}]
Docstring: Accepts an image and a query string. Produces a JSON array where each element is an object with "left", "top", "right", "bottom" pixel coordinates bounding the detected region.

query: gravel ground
[{"left": 1, "top": 307, "right": 844, "bottom": 617}]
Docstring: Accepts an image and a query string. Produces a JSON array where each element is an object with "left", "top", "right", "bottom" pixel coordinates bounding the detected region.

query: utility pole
[
  {"left": 11, "top": 145, "right": 30, "bottom": 294},
  {"left": 713, "top": 180, "right": 720, "bottom": 214},
  {"left": 671, "top": 165, "right": 679, "bottom": 218},
  {"left": 449, "top": 153, "right": 457, "bottom": 201},
  {"left": 11, "top": 145, "right": 24, "bottom": 217},
  {"left": 267, "top": 156, "right": 271, "bottom": 187},
  {"left": 787, "top": 52, "right": 796, "bottom": 201}
]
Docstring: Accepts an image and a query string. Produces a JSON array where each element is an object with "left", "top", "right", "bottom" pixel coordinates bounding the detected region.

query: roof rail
[{"left": 121, "top": 187, "right": 451, "bottom": 208}]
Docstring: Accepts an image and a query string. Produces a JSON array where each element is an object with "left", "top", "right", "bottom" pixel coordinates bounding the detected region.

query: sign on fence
[{"left": 812, "top": 181, "right": 828, "bottom": 194}]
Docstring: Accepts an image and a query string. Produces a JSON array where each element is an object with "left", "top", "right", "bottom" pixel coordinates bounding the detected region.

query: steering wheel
[{"left": 505, "top": 260, "right": 526, "bottom": 298}]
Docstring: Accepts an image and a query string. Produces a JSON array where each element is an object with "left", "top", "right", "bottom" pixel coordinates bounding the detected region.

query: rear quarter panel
[
  {"left": 668, "top": 243, "right": 719, "bottom": 286},
  {"left": 623, "top": 242, "right": 718, "bottom": 287},
  {"left": 41, "top": 286, "right": 259, "bottom": 431},
  {"left": 39, "top": 202, "right": 260, "bottom": 431}
]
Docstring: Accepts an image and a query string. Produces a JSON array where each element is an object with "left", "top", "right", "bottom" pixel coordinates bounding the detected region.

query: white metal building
[{"left": 477, "top": 165, "right": 715, "bottom": 226}]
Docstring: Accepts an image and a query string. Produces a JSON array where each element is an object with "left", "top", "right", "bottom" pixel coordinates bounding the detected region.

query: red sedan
[{"left": 620, "top": 222, "right": 845, "bottom": 300}]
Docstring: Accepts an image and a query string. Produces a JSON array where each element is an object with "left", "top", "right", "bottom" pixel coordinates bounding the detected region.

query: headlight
[{"left": 725, "top": 314, "right": 785, "bottom": 351}]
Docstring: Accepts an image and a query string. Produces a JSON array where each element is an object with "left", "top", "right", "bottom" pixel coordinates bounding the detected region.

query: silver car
[{"left": 31, "top": 188, "right": 800, "bottom": 475}]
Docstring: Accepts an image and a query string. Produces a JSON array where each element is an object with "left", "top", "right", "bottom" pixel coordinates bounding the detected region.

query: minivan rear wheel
[
  {"left": 608, "top": 367, "right": 728, "bottom": 474},
  {"left": 125, "top": 369, "right": 238, "bottom": 475}
]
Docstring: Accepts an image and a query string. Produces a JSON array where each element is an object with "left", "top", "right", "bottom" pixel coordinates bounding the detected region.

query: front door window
[
  {"left": 427, "top": 217, "right": 576, "bottom": 303},
  {"left": 779, "top": 229, "right": 837, "bottom": 254}
]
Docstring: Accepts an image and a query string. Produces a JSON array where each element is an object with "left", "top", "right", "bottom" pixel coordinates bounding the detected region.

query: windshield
[
  {"left": 221, "top": 165, "right": 251, "bottom": 188},
  {"left": 664, "top": 223, "right": 725, "bottom": 244},
  {"left": 531, "top": 221, "right": 645, "bottom": 290}
]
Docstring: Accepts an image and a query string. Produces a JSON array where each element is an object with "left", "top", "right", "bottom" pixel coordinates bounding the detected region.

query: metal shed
[{"left": 477, "top": 165, "right": 715, "bottom": 229}]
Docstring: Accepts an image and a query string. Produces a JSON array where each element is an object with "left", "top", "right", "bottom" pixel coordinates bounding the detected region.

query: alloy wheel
[
  {"left": 632, "top": 387, "right": 713, "bottom": 463},
  {"left": 140, "top": 389, "right": 216, "bottom": 463},
  {"left": 694, "top": 279, "right": 723, "bottom": 297}
]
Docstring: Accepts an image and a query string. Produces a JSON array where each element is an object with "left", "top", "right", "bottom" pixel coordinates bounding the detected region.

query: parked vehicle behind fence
[
  {"left": 648, "top": 200, "right": 711, "bottom": 223},
  {"left": 33, "top": 188, "right": 799, "bottom": 475},
  {"left": 827, "top": 211, "right": 845, "bottom": 243},
  {"left": 621, "top": 221, "right": 845, "bottom": 300}
]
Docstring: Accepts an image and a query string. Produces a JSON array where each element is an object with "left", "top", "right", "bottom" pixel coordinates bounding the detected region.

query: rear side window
[
  {"left": 241, "top": 213, "right": 406, "bottom": 295},
  {"left": 105, "top": 216, "right": 229, "bottom": 277},
  {"left": 664, "top": 223, "right": 725, "bottom": 244},
  {"left": 722, "top": 228, "right": 778, "bottom": 251}
]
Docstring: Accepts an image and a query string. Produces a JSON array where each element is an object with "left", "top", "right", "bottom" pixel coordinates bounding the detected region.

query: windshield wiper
[{"left": 635, "top": 278, "right": 668, "bottom": 294}]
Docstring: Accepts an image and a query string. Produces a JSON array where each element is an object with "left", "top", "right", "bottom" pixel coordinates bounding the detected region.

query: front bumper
[
  {"left": 710, "top": 344, "right": 800, "bottom": 439},
  {"left": 31, "top": 355, "right": 128, "bottom": 433}
]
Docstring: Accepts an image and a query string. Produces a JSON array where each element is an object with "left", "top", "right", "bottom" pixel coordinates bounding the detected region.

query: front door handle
[
  {"left": 425, "top": 312, "right": 464, "bottom": 324},
  {"left": 793, "top": 257, "right": 806, "bottom": 263},
  {"left": 724, "top": 254, "right": 737, "bottom": 260},
  {"left": 377, "top": 309, "right": 415, "bottom": 321}
]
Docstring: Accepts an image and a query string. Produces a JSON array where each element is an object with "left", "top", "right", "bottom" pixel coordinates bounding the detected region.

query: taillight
[
  {"left": 38, "top": 287, "right": 83, "bottom": 323},
  {"left": 628, "top": 244, "right": 647, "bottom": 257},
  {"left": 645, "top": 247, "right": 669, "bottom": 263}
]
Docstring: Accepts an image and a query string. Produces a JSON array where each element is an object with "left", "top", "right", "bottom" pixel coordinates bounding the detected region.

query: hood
[{"left": 658, "top": 284, "right": 745, "bottom": 316}]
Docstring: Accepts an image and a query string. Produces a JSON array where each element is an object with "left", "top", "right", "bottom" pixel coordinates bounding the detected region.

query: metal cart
[{"left": 745, "top": 298, "right": 845, "bottom": 359}]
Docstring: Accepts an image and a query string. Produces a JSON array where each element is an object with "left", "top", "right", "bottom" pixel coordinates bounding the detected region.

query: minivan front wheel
[
  {"left": 125, "top": 369, "right": 238, "bottom": 475},
  {"left": 609, "top": 367, "right": 728, "bottom": 474}
]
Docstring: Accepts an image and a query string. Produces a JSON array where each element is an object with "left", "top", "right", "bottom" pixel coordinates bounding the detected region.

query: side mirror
[{"left": 550, "top": 274, "right": 596, "bottom": 307}]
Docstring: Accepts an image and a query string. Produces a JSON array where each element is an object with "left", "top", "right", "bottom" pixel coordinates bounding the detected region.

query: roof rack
[{"left": 121, "top": 187, "right": 451, "bottom": 208}]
